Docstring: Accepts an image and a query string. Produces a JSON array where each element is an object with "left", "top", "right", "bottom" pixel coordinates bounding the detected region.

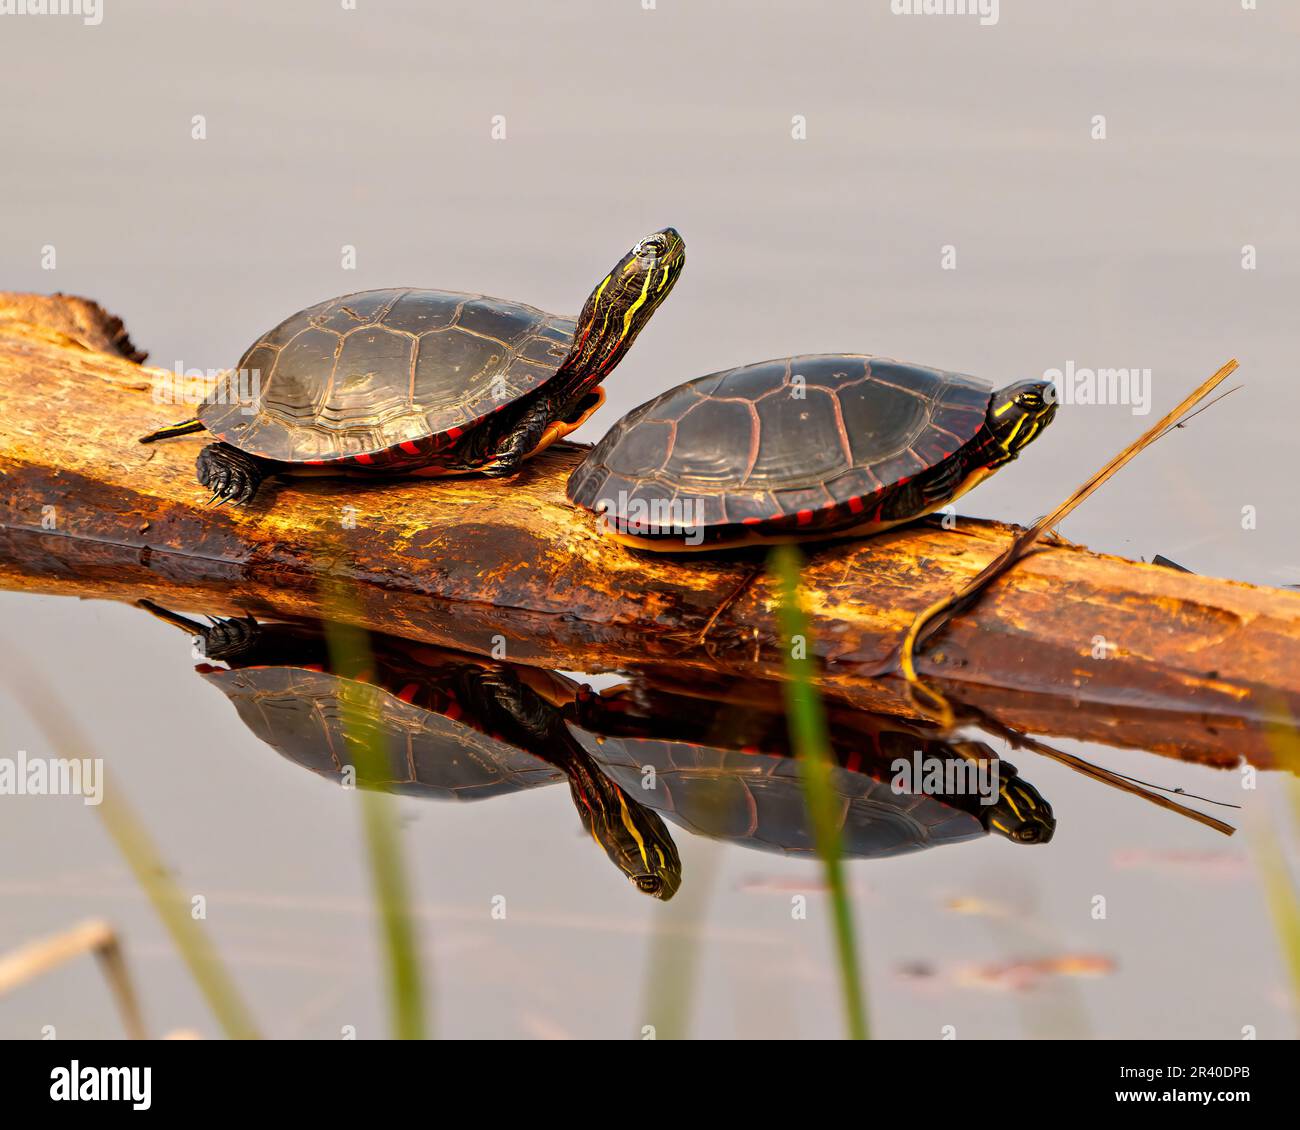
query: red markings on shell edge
[
  {"left": 304, "top": 459, "right": 326, "bottom": 467},
  {"left": 847, "top": 496, "right": 865, "bottom": 514},
  {"left": 396, "top": 682, "right": 421, "bottom": 702},
  {"left": 447, "top": 427, "right": 464, "bottom": 440},
  {"left": 796, "top": 509, "right": 814, "bottom": 526},
  {"left": 398, "top": 441, "right": 421, "bottom": 455},
  {"left": 354, "top": 452, "right": 374, "bottom": 465},
  {"left": 742, "top": 516, "right": 763, "bottom": 525},
  {"left": 444, "top": 701, "right": 463, "bottom": 721}
]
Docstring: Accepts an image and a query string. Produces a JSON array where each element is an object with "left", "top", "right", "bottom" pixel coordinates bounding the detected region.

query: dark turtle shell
[
  {"left": 567, "top": 355, "right": 993, "bottom": 542},
  {"left": 198, "top": 289, "right": 576, "bottom": 463},
  {"left": 202, "top": 664, "right": 565, "bottom": 800},
  {"left": 573, "top": 734, "right": 987, "bottom": 858}
]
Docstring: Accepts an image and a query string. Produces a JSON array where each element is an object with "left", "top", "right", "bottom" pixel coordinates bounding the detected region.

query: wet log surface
[{"left": 1, "top": 292, "right": 1298, "bottom": 769}]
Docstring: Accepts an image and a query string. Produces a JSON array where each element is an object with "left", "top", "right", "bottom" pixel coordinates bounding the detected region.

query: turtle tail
[
  {"left": 139, "top": 418, "right": 204, "bottom": 444},
  {"left": 135, "top": 599, "right": 206, "bottom": 634}
]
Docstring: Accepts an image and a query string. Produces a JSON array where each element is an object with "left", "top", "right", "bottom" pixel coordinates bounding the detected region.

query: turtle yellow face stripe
[
  {"left": 986, "top": 386, "right": 1055, "bottom": 464},
  {"left": 999, "top": 782, "right": 1026, "bottom": 819},
  {"left": 620, "top": 266, "right": 655, "bottom": 340},
  {"left": 569, "top": 273, "right": 611, "bottom": 358},
  {"left": 616, "top": 791, "right": 653, "bottom": 873},
  {"left": 559, "top": 229, "right": 684, "bottom": 384},
  {"left": 1001, "top": 410, "right": 1049, "bottom": 456}
]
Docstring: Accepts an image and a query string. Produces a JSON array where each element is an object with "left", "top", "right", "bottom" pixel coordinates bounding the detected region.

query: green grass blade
[
  {"left": 1247, "top": 808, "right": 1300, "bottom": 1035},
  {"left": 318, "top": 605, "right": 427, "bottom": 1041},
  {"left": 0, "top": 661, "right": 260, "bottom": 1040},
  {"left": 96, "top": 779, "right": 261, "bottom": 1039},
  {"left": 637, "top": 841, "right": 720, "bottom": 1040},
  {"left": 1254, "top": 715, "right": 1300, "bottom": 1034},
  {"left": 768, "top": 543, "right": 869, "bottom": 1040}
]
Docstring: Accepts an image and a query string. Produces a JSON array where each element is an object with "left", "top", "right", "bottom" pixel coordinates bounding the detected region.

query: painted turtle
[
  {"left": 566, "top": 354, "right": 1056, "bottom": 549},
  {"left": 139, "top": 228, "right": 685, "bottom": 504},
  {"left": 570, "top": 682, "right": 1055, "bottom": 857},
  {"left": 137, "top": 604, "right": 682, "bottom": 899}
]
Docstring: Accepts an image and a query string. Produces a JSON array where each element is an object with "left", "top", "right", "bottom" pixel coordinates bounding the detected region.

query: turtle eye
[
  {"left": 638, "top": 236, "right": 666, "bottom": 258},
  {"left": 635, "top": 875, "right": 663, "bottom": 895}
]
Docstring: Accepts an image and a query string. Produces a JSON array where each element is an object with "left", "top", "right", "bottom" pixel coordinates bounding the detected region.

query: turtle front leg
[
  {"left": 196, "top": 443, "right": 268, "bottom": 505},
  {"left": 197, "top": 614, "right": 261, "bottom": 661},
  {"left": 478, "top": 399, "right": 554, "bottom": 478},
  {"left": 474, "top": 664, "right": 558, "bottom": 742}
]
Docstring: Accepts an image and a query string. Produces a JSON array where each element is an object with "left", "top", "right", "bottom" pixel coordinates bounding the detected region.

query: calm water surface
[{"left": 1, "top": 1, "right": 1298, "bottom": 1038}]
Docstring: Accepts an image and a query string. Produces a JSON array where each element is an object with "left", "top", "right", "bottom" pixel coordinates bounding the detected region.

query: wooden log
[{"left": 1, "top": 292, "right": 1297, "bottom": 770}]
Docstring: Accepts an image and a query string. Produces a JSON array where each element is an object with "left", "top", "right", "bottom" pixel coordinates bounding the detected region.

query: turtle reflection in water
[
  {"left": 572, "top": 684, "right": 1055, "bottom": 857},
  {"left": 141, "top": 605, "right": 1054, "bottom": 899},
  {"left": 140, "top": 603, "right": 681, "bottom": 900}
]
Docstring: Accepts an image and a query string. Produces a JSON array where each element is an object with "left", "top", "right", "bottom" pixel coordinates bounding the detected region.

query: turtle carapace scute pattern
[
  {"left": 138, "top": 227, "right": 685, "bottom": 505},
  {"left": 567, "top": 354, "right": 1056, "bottom": 550}
]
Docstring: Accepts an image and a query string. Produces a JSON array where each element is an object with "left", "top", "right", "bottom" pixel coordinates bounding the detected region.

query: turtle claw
[
  {"left": 207, "top": 471, "right": 231, "bottom": 505},
  {"left": 196, "top": 443, "right": 265, "bottom": 506},
  {"left": 199, "top": 614, "right": 260, "bottom": 661},
  {"left": 478, "top": 444, "right": 530, "bottom": 479},
  {"left": 477, "top": 458, "right": 517, "bottom": 479}
]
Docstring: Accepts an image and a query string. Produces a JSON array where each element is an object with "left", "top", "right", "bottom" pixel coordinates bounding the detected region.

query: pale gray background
[{"left": 0, "top": 1, "right": 1297, "bottom": 1038}]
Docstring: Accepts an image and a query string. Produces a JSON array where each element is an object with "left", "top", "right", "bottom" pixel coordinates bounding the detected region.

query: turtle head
[
  {"left": 986, "top": 379, "right": 1057, "bottom": 465},
  {"left": 984, "top": 768, "right": 1056, "bottom": 845},
  {"left": 562, "top": 227, "right": 686, "bottom": 384},
  {"left": 566, "top": 763, "right": 683, "bottom": 900}
]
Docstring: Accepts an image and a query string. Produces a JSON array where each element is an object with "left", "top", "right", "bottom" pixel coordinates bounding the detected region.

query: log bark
[{"left": 1, "top": 292, "right": 1297, "bottom": 770}]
